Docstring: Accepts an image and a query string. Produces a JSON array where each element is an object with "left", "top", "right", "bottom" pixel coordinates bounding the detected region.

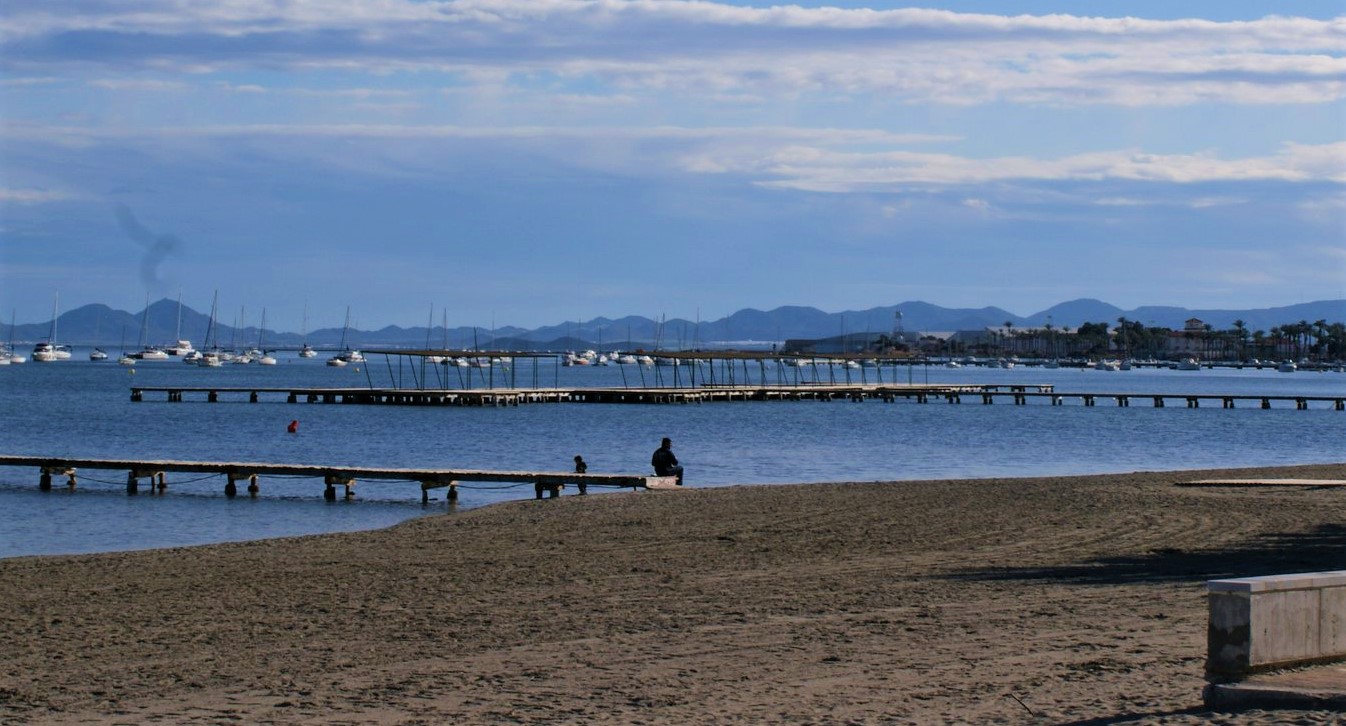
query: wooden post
[{"left": 126, "top": 471, "right": 139, "bottom": 495}]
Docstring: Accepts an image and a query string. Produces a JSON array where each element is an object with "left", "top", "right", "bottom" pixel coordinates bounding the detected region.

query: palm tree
[{"left": 1232, "top": 319, "right": 1247, "bottom": 361}]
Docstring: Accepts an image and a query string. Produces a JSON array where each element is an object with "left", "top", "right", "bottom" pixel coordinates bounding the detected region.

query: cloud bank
[{"left": 3, "top": 1, "right": 1343, "bottom": 106}]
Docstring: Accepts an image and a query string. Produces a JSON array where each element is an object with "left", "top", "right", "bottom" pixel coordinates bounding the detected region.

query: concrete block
[
  {"left": 1252, "top": 589, "right": 1318, "bottom": 666},
  {"left": 1208, "top": 573, "right": 1346, "bottom": 680},
  {"left": 1322, "top": 587, "right": 1346, "bottom": 656}
]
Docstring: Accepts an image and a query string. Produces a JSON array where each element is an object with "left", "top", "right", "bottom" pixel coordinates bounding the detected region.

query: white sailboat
[
  {"left": 254, "top": 309, "right": 277, "bottom": 365},
  {"left": 164, "top": 292, "right": 194, "bottom": 357},
  {"left": 194, "top": 291, "right": 224, "bottom": 367},
  {"left": 299, "top": 303, "right": 317, "bottom": 358},
  {"left": 327, "top": 306, "right": 363, "bottom": 366},
  {"left": 128, "top": 294, "right": 169, "bottom": 360},
  {"left": 2, "top": 311, "right": 24, "bottom": 364},
  {"left": 32, "top": 295, "right": 71, "bottom": 362}
]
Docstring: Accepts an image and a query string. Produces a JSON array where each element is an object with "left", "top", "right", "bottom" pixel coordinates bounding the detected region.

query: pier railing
[{"left": 127, "top": 383, "right": 1344, "bottom": 410}]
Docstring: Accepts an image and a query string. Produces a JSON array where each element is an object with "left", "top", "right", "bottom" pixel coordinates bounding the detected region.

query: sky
[{"left": 1, "top": 0, "right": 1343, "bottom": 332}]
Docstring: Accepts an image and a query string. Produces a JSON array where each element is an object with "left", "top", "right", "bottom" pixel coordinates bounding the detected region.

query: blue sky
[{"left": 2, "top": 1, "right": 1343, "bottom": 332}]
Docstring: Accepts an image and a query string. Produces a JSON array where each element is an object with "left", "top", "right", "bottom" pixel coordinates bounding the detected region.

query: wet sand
[{"left": 3, "top": 463, "right": 1345, "bottom": 724}]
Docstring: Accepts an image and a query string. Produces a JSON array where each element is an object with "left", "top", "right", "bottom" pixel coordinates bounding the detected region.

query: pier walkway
[
  {"left": 0, "top": 455, "right": 679, "bottom": 503},
  {"left": 126, "top": 383, "right": 1345, "bottom": 410}
]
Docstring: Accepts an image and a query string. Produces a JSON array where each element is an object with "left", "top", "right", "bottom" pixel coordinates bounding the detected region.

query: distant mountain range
[{"left": 3, "top": 298, "right": 1343, "bottom": 350}]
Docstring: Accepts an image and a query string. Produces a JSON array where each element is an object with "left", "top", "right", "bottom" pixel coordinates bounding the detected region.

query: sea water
[{"left": 1, "top": 354, "right": 1343, "bottom": 558}]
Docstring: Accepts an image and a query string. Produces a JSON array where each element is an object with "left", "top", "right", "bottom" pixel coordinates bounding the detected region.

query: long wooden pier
[
  {"left": 126, "top": 383, "right": 1345, "bottom": 410},
  {"left": 0, "top": 455, "right": 679, "bottom": 502}
]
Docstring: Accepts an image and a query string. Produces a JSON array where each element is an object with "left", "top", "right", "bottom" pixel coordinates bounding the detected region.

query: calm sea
[{"left": 2, "top": 352, "right": 1343, "bottom": 558}]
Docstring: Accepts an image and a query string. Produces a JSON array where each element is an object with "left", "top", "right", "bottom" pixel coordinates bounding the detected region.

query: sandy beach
[{"left": 3, "top": 463, "right": 1345, "bottom": 724}]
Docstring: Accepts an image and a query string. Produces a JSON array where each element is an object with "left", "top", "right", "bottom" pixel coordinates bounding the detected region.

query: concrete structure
[{"left": 1207, "top": 571, "right": 1346, "bottom": 680}]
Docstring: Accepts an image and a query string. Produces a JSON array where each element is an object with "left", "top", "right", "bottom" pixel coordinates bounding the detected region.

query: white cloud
[
  {"left": 746, "top": 142, "right": 1346, "bottom": 191},
  {"left": 0, "top": 187, "right": 68, "bottom": 204},
  {"left": 87, "top": 78, "right": 187, "bottom": 91},
  {"left": 2, "top": 2, "right": 1342, "bottom": 107}
]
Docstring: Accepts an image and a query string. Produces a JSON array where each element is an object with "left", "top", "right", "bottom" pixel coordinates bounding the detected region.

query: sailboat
[
  {"left": 89, "top": 309, "right": 109, "bottom": 360},
  {"left": 253, "top": 309, "right": 277, "bottom": 365},
  {"left": 4, "top": 311, "right": 26, "bottom": 364},
  {"left": 117, "top": 325, "right": 135, "bottom": 365},
  {"left": 298, "top": 303, "right": 317, "bottom": 358},
  {"left": 194, "top": 291, "right": 224, "bottom": 367},
  {"left": 327, "top": 306, "right": 363, "bottom": 367},
  {"left": 165, "top": 292, "right": 195, "bottom": 357},
  {"left": 128, "top": 294, "right": 169, "bottom": 360},
  {"left": 32, "top": 295, "right": 72, "bottom": 362}
]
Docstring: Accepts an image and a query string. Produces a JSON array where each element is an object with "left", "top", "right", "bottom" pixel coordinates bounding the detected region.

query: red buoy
[{"left": 287, "top": 420, "right": 299, "bottom": 433}]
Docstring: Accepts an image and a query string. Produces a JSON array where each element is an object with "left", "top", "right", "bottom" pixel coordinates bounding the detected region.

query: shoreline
[{"left": 3, "top": 462, "right": 1346, "bottom": 724}]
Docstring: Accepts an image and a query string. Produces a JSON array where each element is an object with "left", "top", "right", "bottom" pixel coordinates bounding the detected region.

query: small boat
[
  {"left": 1094, "top": 359, "right": 1119, "bottom": 371},
  {"left": 165, "top": 339, "right": 195, "bottom": 357},
  {"left": 1173, "top": 358, "right": 1201, "bottom": 371},
  {"left": 327, "top": 306, "right": 362, "bottom": 367},
  {"left": 129, "top": 294, "right": 170, "bottom": 360},
  {"left": 32, "top": 342, "right": 72, "bottom": 362},
  {"left": 32, "top": 296, "right": 71, "bottom": 362},
  {"left": 131, "top": 344, "right": 172, "bottom": 358},
  {"left": 194, "top": 291, "right": 225, "bottom": 367},
  {"left": 164, "top": 294, "right": 194, "bottom": 356},
  {"left": 1277, "top": 360, "right": 1298, "bottom": 373},
  {"left": 299, "top": 303, "right": 317, "bottom": 357},
  {"left": 89, "top": 348, "right": 109, "bottom": 361}
]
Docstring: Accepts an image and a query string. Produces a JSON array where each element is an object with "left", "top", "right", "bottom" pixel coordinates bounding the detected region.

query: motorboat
[
  {"left": 328, "top": 349, "right": 364, "bottom": 367},
  {"left": 1173, "top": 358, "right": 1201, "bottom": 371},
  {"left": 1277, "top": 360, "right": 1298, "bottom": 373},
  {"left": 32, "top": 342, "right": 72, "bottom": 362},
  {"left": 1094, "top": 359, "right": 1119, "bottom": 371},
  {"left": 299, "top": 343, "right": 317, "bottom": 358},
  {"left": 129, "top": 346, "right": 170, "bottom": 361},
  {"left": 89, "top": 348, "right": 109, "bottom": 361},
  {"left": 165, "top": 339, "right": 196, "bottom": 357}
]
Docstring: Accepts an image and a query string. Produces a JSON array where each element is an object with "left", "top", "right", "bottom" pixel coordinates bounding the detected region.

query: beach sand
[{"left": 3, "top": 463, "right": 1346, "bottom": 724}]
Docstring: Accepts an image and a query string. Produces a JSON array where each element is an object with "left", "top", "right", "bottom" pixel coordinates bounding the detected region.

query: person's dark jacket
[{"left": 651, "top": 447, "right": 678, "bottom": 475}]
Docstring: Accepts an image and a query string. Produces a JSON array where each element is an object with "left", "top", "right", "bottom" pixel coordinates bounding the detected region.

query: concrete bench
[{"left": 1207, "top": 571, "right": 1346, "bottom": 681}]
